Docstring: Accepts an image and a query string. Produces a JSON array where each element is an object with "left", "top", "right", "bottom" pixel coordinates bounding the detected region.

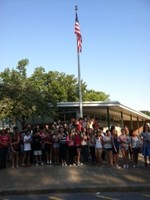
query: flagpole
[{"left": 75, "top": 5, "right": 83, "bottom": 118}]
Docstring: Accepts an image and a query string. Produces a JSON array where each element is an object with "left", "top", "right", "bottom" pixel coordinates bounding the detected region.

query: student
[
  {"left": 81, "top": 128, "right": 89, "bottom": 163},
  {"left": 52, "top": 130, "right": 61, "bottom": 165},
  {"left": 76, "top": 117, "right": 83, "bottom": 133},
  {"left": 125, "top": 125, "right": 133, "bottom": 162},
  {"left": 32, "top": 130, "right": 44, "bottom": 166},
  {"left": 88, "top": 128, "right": 96, "bottom": 163},
  {"left": 74, "top": 129, "right": 83, "bottom": 166},
  {"left": 22, "top": 130, "right": 32, "bottom": 167},
  {"left": 119, "top": 128, "right": 130, "bottom": 168},
  {"left": 0, "top": 129, "right": 10, "bottom": 169},
  {"left": 111, "top": 129, "right": 120, "bottom": 168},
  {"left": 98, "top": 127, "right": 105, "bottom": 162},
  {"left": 39, "top": 127, "right": 46, "bottom": 162},
  {"left": 94, "top": 130, "right": 103, "bottom": 166},
  {"left": 59, "top": 127, "right": 68, "bottom": 166},
  {"left": 130, "top": 130, "right": 141, "bottom": 167},
  {"left": 10, "top": 127, "right": 20, "bottom": 168},
  {"left": 66, "top": 129, "right": 76, "bottom": 166},
  {"left": 43, "top": 130, "right": 53, "bottom": 165},
  {"left": 140, "top": 124, "right": 150, "bottom": 167},
  {"left": 102, "top": 130, "right": 113, "bottom": 168}
]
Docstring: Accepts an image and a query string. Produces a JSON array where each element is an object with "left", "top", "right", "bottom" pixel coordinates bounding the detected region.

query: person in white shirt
[
  {"left": 130, "top": 130, "right": 141, "bottom": 167},
  {"left": 94, "top": 130, "right": 103, "bottom": 166},
  {"left": 102, "top": 130, "right": 113, "bottom": 168},
  {"left": 22, "top": 130, "right": 32, "bottom": 167}
]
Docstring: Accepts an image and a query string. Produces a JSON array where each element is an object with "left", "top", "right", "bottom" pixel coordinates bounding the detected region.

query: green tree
[
  {"left": 0, "top": 60, "right": 50, "bottom": 128},
  {"left": 0, "top": 59, "right": 110, "bottom": 128},
  {"left": 83, "top": 89, "right": 109, "bottom": 101},
  {"left": 17, "top": 58, "right": 29, "bottom": 78},
  {"left": 140, "top": 110, "right": 150, "bottom": 117},
  {"left": 29, "top": 69, "right": 87, "bottom": 102}
]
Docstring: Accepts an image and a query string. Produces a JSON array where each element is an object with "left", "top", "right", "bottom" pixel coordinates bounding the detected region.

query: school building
[
  {"left": 1, "top": 101, "right": 150, "bottom": 132},
  {"left": 56, "top": 101, "right": 150, "bottom": 133}
]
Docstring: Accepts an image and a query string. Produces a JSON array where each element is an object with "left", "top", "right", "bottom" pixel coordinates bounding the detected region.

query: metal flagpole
[
  {"left": 77, "top": 41, "right": 83, "bottom": 118},
  {"left": 75, "top": 6, "right": 83, "bottom": 118}
]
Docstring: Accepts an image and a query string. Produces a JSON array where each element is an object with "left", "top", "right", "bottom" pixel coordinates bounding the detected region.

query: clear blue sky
[{"left": 0, "top": 0, "right": 150, "bottom": 111}]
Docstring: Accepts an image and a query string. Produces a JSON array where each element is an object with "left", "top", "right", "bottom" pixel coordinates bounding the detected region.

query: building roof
[{"left": 57, "top": 101, "right": 150, "bottom": 121}]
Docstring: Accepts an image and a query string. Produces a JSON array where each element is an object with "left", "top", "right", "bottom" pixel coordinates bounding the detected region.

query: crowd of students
[{"left": 0, "top": 117, "right": 150, "bottom": 170}]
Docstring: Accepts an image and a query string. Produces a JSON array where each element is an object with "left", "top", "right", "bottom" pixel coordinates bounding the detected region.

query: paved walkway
[{"left": 0, "top": 157, "right": 150, "bottom": 196}]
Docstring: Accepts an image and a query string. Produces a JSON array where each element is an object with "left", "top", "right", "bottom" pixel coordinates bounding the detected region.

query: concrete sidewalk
[{"left": 0, "top": 159, "right": 150, "bottom": 196}]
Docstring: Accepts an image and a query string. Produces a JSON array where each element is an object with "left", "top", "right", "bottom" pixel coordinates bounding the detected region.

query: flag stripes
[{"left": 74, "top": 13, "right": 82, "bottom": 53}]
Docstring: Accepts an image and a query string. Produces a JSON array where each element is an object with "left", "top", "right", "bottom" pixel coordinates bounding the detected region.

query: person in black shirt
[{"left": 32, "top": 131, "right": 44, "bottom": 166}]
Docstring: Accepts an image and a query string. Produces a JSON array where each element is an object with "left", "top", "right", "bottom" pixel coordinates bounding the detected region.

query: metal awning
[{"left": 57, "top": 101, "right": 150, "bottom": 121}]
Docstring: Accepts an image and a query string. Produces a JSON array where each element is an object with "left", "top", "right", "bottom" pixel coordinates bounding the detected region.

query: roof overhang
[{"left": 57, "top": 101, "right": 150, "bottom": 121}]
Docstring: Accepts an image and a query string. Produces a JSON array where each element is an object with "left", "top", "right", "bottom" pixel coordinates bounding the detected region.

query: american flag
[{"left": 74, "top": 12, "right": 82, "bottom": 53}]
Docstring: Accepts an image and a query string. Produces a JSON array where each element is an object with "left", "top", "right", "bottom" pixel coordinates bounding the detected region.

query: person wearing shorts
[{"left": 32, "top": 131, "right": 44, "bottom": 166}]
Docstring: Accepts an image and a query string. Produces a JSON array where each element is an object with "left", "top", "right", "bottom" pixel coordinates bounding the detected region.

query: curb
[{"left": 1, "top": 185, "right": 150, "bottom": 196}]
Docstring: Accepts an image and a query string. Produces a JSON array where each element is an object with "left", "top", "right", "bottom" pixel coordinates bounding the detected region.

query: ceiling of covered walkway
[{"left": 57, "top": 101, "right": 150, "bottom": 122}]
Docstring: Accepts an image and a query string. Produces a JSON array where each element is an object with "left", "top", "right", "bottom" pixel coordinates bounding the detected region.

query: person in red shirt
[
  {"left": 74, "top": 129, "right": 83, "bottom": 166},
  {"left": 66, "top": 129, "right": 76, "bottom": 166},
  {"left": 43, "top": 130, "right": 53, "bottom": 165},
  {"left": 76, "top": 117, "right": 83, "bottom": 133},
  {"left": 0, "top": 128, "right": 10, "bottom": 169}
]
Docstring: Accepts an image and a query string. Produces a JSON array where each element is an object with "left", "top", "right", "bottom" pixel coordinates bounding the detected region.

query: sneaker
[
  {"left": 64, "top": 163, "right": 67, "bottom": 166},
  {"left": 123, "top": 164, "right": 126, "bottom": 168},
  {"left": 35, "top": 163, "right": 39, "bottom": 167},
  {"left": 77, "top": 162, "right": 83, "bottom": 166},
  {"left": 116, "top": 164, "right": 121, "bottom": 169},
  {"left": 47, "top": 161, "right": 50, "bottom": 165},
  {"left": 73, "top": 163, "right": 77, "bottom": 166},
  {"left": 40, "top": 162, "right": 44, "bottom": 166},
  {"left": 96, "top": 192, "right": 101, "bottom": 195},
  {"left": 108, "top": 165, "right": 113, "bottom": 168},
  {"left": 126, "top": 164, "right": 129, "bottom": 168}
]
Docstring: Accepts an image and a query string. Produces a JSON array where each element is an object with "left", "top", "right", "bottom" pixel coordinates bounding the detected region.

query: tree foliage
[
  {"left": 83, "top": 89, "right": 110, "bottom": 101},
  {"left": 0, "top": 59, "right": 110, "bottom": 128},
  {"left": 0, "top": 59, "right": 49, "bottom": 128},
  {"left": 140, "top": 110, "right": 150, "bottom": 117}
]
